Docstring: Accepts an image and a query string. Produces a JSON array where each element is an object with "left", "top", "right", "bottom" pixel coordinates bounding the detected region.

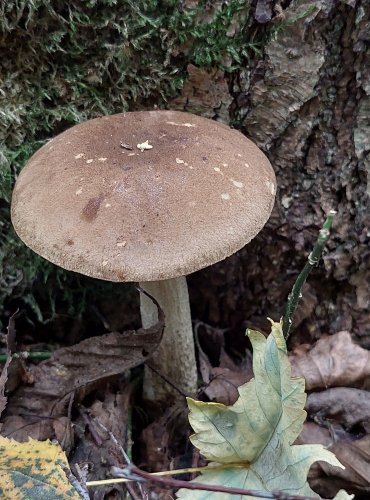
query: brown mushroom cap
[{"left": 11, "top": 110, "right": 276, "bottom": 282}]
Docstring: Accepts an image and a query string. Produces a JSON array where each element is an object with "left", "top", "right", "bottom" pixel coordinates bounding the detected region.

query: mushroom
[{"left": 11, "top": 110, "right": 276, "bottom": 404}]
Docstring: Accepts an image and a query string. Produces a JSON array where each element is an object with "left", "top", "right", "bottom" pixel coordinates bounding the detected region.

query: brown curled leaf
[
  {"left": 0, "top": 294, "right": 164, "bottom": 442},
  {"left": 290, "top": 331, "right": 370, "bottom": 390}
]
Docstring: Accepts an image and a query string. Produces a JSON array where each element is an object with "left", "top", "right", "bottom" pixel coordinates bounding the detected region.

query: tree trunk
[{"left": 184, "top": 0, "right": 370, "bottom": 348}]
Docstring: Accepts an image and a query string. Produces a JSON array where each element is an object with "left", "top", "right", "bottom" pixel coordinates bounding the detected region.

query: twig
[
  {"left": 282, "top": 210, "right": 336, "bottom": 340},
  {"left": 145, "top": 361, "right": 189, "bottom": 398},
  {"left": 108, "top": 465, "right": 320, "bottom": 500},
  {"left": 92, "top": 414, "right": 146, "bottom": 500},
  {"left": 62, "top": 466, "right": 90, "bottom": 500}
]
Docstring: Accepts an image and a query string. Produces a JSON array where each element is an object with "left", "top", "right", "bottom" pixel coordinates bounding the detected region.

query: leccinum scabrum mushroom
[{"left": 11, "top": 110, "right": 276, "bottom": 404}]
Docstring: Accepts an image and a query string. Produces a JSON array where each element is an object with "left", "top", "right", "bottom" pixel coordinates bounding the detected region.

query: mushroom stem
[{"left": 139, "top": 277, "right": 197, "bottom": 404}]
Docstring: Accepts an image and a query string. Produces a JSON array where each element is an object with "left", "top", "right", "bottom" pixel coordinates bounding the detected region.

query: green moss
[{"left": 0, "top": 0, "right": 287, "bottom": 325}]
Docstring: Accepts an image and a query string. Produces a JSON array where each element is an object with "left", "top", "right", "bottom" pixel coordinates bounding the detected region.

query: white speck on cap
[
  {"left": 231, "top": 180, "right": 243, "bottom": 188},
  {"left": 11, "top": 110, "right": 276, "bottom": 282},
  {"left": 166, "top": 121, "right": 196, "bottom": 128},
  {"left": 266, "top": 180, "right": 275, "bottom": 195}
]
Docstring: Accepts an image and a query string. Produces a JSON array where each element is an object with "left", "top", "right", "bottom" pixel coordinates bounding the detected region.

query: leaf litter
[
  {"left": 309, "top": 435, "right": 370, "bottom": 497},
  {"left": 0, "top": 293, "right": 164, "bottom": 442},
  {"left": 0, "top": 437, "right": 80, "bottom": 499},
  {"left": 195, "top": 321, "right": 253, "bottom": 405},
  {"left": 0, "top": 311, "right": 19, "bottom": 426},
  {"left": 290, "top": 330, "right": 370, "bottom": 390},
  {"left": 306, "top": 387, "right": 370, "bottom": 432},
  {"left": 70, "top": 383, "right": 142, "bottom": 500},
  {"left": 1, "top": 292, "right": 369, "bottom": 497}
]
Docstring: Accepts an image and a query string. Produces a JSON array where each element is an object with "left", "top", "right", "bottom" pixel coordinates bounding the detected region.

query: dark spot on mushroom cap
[
  {"left": 82, "top": 194, "right": 104, "bottom": 222},
  {"left": 67, "top": 239, "right": 74, "bottom": 246}
]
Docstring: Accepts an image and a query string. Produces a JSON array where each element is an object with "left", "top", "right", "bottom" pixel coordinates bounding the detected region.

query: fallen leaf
[
  {"left": 6, "top": 310, "right": 18, "bottom": 353},
  {"left": 140, "top": 402, "right": 187, "bottom": 472},
  {"left": 53, "top": 417, "right": 74, "bottom": 456},
  {"left": 306, "top": 388, "right": 370, "bottom": 432},
  {"left": 71, "top": 383, "right": 132, "bottom": 499},
  {"left": 196, "top": 322, "right": 253, "bottom": 405},
  {"left": 290, "top": 331, "right": 370, "bottom": 390},
  {"left": 1, "top": 298, "right": 164, "bottom": 442},
  {"left": 295, "top": 421, "right": 332, "bottom": 447},
  {"left": 0, "top": 357, "right": 11, "bottom": 422},
  {"left": 1, "top": 311, "right": 24, "bottom": 404},
  {"left": 0, "top": 437, "right": 80, "bottom": 498},
  {"left": 203, "top": 366, "right": 252, "bottom": 405},
  {"left": 177, "top": 320, "right": 344, "bottom": 499},
  {"left": 309, "top": 435, "right": 370, "bottom": 497}
]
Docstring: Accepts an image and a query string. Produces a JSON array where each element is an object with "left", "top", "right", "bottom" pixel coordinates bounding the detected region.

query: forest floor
[{"left": 0, "top": 288, "right": 369, "bottom": 499}]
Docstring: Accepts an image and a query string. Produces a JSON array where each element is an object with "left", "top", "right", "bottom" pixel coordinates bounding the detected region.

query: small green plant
[{"left": 174, "top": 212, "right": 347, "bottom": 498}]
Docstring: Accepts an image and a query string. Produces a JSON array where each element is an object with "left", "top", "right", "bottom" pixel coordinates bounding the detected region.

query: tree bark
[{"left": 184, "top": 0, "right": 370, "bottom": 348}]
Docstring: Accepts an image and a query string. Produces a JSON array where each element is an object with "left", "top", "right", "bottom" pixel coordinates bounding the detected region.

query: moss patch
[{"left": 0, "top": 0, "right": 268, "bottom": 324}]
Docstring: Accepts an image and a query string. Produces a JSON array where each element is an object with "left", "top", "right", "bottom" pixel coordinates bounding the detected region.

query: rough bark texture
[{"left": 185, "top": 0, "right": 370, "bottom": 348}]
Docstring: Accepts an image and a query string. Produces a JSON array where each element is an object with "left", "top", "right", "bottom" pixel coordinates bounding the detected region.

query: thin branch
[
  {"left": 107, "top": 464, "right": 320, "bottom": 500},
  {"left": 145, "top": 361, "right": 189, "bottom": 398},
  {"left": 62, "top": 466, "right": 90, "bottom": 500},
  {"left": 91, "top": 412, "right": 146, "bottom": 500},
  {"left": 282, "top": 210, "right": 336, "bottom": 340}
]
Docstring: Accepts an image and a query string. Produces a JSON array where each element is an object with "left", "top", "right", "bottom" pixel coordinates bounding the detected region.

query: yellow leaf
[{"left": 0, "top": 437, "right": 80, "bottom": 499}]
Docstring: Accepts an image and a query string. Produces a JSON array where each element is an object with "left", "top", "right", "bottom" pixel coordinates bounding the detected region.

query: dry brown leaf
[
  {"left": 6, "top": 311, "right": 17, "bottom": 354},
  {"left": 295, "top": 421, "right": 333, "bottom": 447},
  {"left": 1, "top": 299, "right": 164, "bottom": 442},
  {"left": 53, "top": 416, "right": 74, "bottom": 455},
  {"left": 290, "top": 331, "right": 370, "bottom": 390},
  {"left": 71, "top": 385, "right": 133, "bottom": 500},
  {"left": 203, "top": 366, "right": 252, "bottom": 405},
  {"left": 0, "top": 312, "right": 21, "bottom": 421},
  {"left": 196, "top": 322, "right": 253, "bottom": 405},
  {"left": 306, "top": 388, "right": 370, "bottom": 431},
  {"left": 140, "top": 402, "right": 187, "bottom": 473},
  {"left": 309, "top": 435, "right": 370, "bottom": 497},
  {"left": 0, "top": 356, "right": 11, "bottom": 423}
]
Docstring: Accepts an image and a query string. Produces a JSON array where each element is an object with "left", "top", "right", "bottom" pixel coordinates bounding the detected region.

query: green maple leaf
[{"left": 177, "top": 320, "right": 350, "bottom": 499}]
